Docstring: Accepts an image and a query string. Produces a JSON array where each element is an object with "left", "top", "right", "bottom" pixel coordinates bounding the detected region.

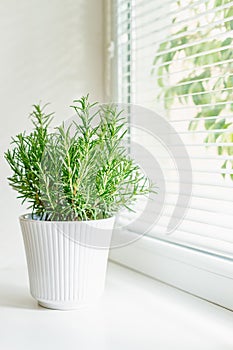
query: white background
[{"left": 0, "top": 0, "right": 105, "bottom": 269}]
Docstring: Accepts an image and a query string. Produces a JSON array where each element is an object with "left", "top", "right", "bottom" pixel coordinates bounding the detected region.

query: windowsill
[{"left": 0, "top": 262, "right": 233, "bottom": 350}]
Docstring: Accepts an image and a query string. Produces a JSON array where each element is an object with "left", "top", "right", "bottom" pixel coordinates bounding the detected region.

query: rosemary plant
[{"left": 5, "top": 95, "right": 154, "bottom": 221}]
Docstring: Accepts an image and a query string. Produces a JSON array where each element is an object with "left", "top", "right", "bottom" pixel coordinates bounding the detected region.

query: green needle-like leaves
[{"left": 5, "top": 95, "right": 155, "bottom": 221}]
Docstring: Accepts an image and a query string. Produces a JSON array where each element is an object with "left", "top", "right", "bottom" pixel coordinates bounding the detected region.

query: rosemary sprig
[{"left": 5, "top": 95, "right": 155, "bottom": 221}]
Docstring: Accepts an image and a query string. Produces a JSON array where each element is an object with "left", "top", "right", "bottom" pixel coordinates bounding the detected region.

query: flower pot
[{"left": 19, "top": 214, "right": 114, "bottom": 310}]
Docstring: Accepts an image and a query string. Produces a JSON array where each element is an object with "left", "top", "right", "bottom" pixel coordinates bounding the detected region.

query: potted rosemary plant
[{"left": 5, "top": 95, "right": 153, "bottom": 310}]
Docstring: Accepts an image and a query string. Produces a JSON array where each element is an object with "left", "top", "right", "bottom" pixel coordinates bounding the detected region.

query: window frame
[
  {"left": 107, "top": 0, "right": 233, "bottom": 310},
  {"left": 110, "top": 233, "right": 233, "bottom": 310}
]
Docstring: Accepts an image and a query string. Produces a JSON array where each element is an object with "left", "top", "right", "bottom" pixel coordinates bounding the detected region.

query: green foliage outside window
[{"left": 153, "top": 0, "right": 233, "bottom": 178}]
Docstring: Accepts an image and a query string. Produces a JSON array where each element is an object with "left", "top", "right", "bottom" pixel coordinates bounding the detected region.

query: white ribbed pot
[{"left": 19, "top": 214, "right": 114, "bottom": 310}]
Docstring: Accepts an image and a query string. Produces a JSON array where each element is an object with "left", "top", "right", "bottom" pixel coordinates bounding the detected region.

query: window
[{"left": 109, "top": 0, "right": 233, "bottom": 309}]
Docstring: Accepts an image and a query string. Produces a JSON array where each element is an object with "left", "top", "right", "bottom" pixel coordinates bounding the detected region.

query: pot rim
[{"left": 19, "top": 213, "right": 115, "bottom": 224}]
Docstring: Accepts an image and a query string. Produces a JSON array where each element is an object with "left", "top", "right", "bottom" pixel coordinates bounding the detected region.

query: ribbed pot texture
[{"left": 19, "top": 214, "right": 114, "bottom": 310}]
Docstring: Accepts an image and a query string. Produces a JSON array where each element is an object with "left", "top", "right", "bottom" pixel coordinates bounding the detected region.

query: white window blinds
[{"left": 114, "top": 0, "right": 233, "bottom": 257}]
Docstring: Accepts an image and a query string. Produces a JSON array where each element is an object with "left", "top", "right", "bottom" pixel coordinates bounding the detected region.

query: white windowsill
[{"left": 0, "top": 262, "right": 233, "bottom": 350}]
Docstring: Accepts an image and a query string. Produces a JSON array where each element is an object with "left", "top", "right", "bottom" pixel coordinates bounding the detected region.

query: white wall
[{"left": 0, "top": 0, "right": 104, "bottom": 268}]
